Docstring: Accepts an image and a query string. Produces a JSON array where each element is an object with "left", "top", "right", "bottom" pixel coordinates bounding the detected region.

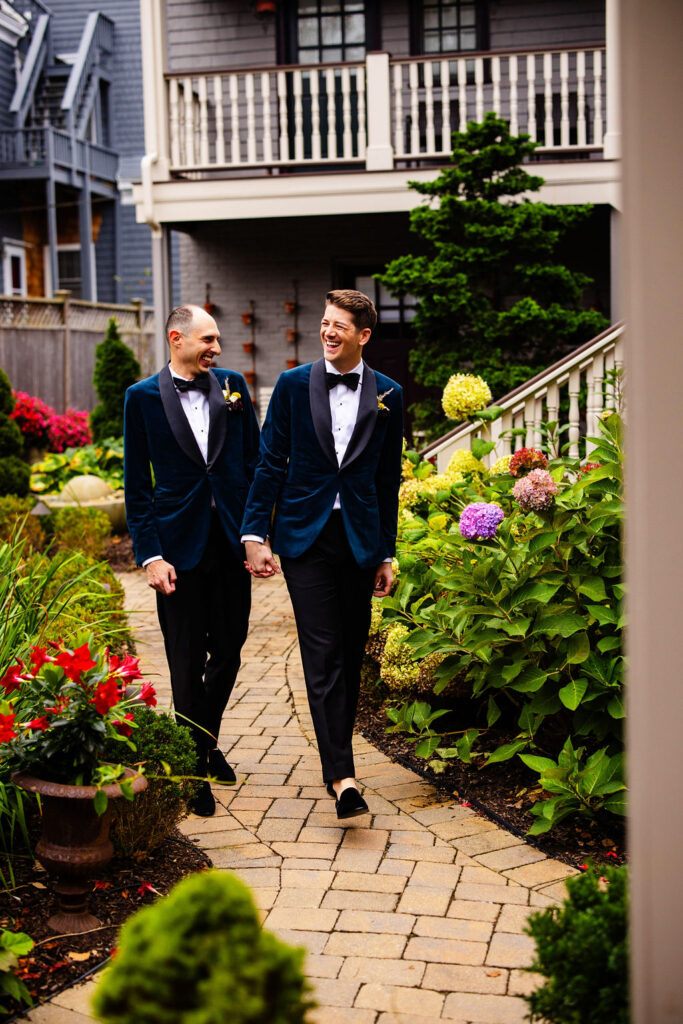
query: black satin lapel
[
  {"left": 341, "top": 364, "right": 378, "bottom": 469},
  {"left": 207, "top": 371, "right": 228, "bottom": 468},
  {"left": 158, "top": 364, "right": 205, "bottom": 468},
  {"left": 309, "top": 359, "right": 337, "bottom": 467}
]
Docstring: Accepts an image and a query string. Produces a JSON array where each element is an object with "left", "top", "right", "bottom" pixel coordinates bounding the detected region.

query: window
[
  {"left": 43, "top": 243, "right": 97, "bottom": 301},
  {"left": 416, "top": 0, "right": 486, "bottom": 55},
  {"left": 355, "top": 275, "right": 417, "bottom": 328},
  {"left": 295, "top": 1, "right": 367, "bottom": 64},
  {"left": 2, "top": 241, "right": 27, "bottom": 297}
]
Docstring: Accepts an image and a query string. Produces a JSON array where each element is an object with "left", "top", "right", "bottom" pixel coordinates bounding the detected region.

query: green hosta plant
[
  {"left": 520, "top": 739, "right": 626, "bottom": 835},
  {"left": 380, "top": 413, "right": 624, "bottom": 832},
  {"left": 30, "top": 437, "right": 123, "bottom": 495}
]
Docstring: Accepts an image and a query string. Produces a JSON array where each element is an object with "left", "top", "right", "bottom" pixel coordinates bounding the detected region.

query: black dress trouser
[
  {"left": 281, "top": 511, "right": 376, "bottom": 783},
  {"left": 156, "top": 513, "right": 251, "bottom": 771}
]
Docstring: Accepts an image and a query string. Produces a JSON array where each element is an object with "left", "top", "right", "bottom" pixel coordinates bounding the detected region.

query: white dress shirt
[{"left": 143, "top": 372, "right": 211, "bottom": 567}]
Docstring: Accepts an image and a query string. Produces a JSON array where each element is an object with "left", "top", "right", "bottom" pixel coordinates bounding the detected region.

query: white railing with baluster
[
  {"left": 164, "top": 44, "right": 606, "bottom": 174},
  {"left": 420, "top": 323, "right": 624, "bottom": 472}
]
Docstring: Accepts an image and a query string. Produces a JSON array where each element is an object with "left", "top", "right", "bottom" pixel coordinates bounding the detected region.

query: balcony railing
[
  {"left": 165, "top": 44, "right": 607, "bottom": 175},
  {"left": 0, "top": 126, "right": 118, "bottom": 182}
]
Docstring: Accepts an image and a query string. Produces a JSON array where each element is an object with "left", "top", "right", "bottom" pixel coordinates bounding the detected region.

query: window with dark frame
[
  {"left": 296, "top": 1, "right": 367, "bottom": 65},
  {"left": 413, "top": 0, "right": 487, "bottom": 55}
]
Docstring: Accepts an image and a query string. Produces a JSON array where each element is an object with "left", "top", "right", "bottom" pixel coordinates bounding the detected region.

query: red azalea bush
[
  {"left": 0, "top": 641, "right": 157, "bottom": 788},
  {"left": 47, "top": 409, "right": 92, "bottom": 452},
  {"left": 10, "top": 391, "right": 92, "bottom": 454},
  {"left": 9, "top": 392, "right": 53, "bottom": 448},
  {"left": 509, "top": 446, "right": 549, "bottom": 478}
]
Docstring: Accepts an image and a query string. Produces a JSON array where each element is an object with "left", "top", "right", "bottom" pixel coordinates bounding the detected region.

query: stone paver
[{"left": 26, "top": 571, "right": 576, "bottom": 1022}]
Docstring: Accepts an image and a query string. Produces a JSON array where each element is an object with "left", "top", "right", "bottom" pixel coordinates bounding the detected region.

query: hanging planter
[
  {"left": 203, "top": 302, "right": 217, "bottom": 316},
  {"left": 242, "top": 341, "right": 255, "bottom": 355},
  {"left": 245, "top": 370, "right": 256, "bottom": 386},
  {"left": 241, "top": 311, "right": 253, "bottom": 326},
  {"left": 285, "top": 328, "right": 297, "bottom": 344},
  {"left": 286, "top": 358, "right": 299, "bottom": 370},
  {"left": 254, "top": 0, "right": 277, "bottom": 13},
  {"left": 284, "top": 300, "right": 297, "bottom": 314}
]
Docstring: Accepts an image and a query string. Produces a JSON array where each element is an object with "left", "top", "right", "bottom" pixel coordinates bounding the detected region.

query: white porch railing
[
  {"left": 165, "top": 44, "right": 607, "bottom": 174},
  {"left": 420, "top": 323, "right": 624, "bottom": 472}
]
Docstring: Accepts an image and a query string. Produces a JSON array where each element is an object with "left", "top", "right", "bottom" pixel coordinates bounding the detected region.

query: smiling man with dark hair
[
  {"left": 241, "top": 289, "right": 403, "bottom": 819},
  {"left": 124, "top": 304, "right": 260, "bottom": 816}
]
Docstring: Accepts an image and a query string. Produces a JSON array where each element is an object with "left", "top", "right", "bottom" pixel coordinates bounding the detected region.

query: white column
[
  {"left": 151, "top": 226, "right": 172, "bottom": 370},
  {"left": 623, "top": 0, "right": 683, "bottom": 1020},
  {"left": 139, "top": 0, "right": 170, "bottom": 179},
  {"left": 365, "top": 52, "right": 394, "bottom": 170},
  {"left": 603, "top": 0, "right": 621, "bottom": 159}
]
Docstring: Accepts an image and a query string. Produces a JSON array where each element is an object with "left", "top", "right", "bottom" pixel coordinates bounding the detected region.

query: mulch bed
[
  {"left": 0, "top": 812, "right": 211, "bottom": 1021},
  {"left": 103, "top": 534, "right": 137, "bottom": 574},
  {"left": 356, "top": 684, "right": 625, "bottom": 872}
]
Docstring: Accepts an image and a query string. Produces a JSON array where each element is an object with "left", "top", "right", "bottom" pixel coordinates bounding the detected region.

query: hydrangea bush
[
  {"left": 378, "top": 413, "right": 625, "bottom": 834},
  {"left": 442, "top": 374, "right": 492, "bottom": 422}
]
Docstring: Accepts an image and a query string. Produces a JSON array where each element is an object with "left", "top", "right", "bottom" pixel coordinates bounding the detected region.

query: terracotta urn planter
[
  {"left": 244, "top": 370, "right": 256, "bottom": 386},
  {"left": 14, "top": 768, "right": 147, "bottom": 934},
  {"left": 241, "top": 311, "right": 254, "bottom": 325},
  {"left": 284, "top": 300, "right": 297, "bottom": 314},
  {"left": 286, "top": 358, "right": 299, "bottom": 369},
  {"left": 285, "top": 328, "right": 297, "bottom": 343},
  {"left": 242, "top": 341, "right": 255, "bottom": 355},
  {"left": 203, "top": 301, "right": 217, "bottom": 316}
]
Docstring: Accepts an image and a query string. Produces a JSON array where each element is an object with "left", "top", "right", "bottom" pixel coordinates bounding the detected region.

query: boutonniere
[
  {"left": 377, "top": 388, "right": 393, "bottom": 420},
  {"left": 222, "top": 379, "right": 243, "bottom": 412}
]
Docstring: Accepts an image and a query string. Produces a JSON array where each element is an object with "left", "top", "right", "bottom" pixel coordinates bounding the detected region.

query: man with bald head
[{"left": 124, "top": 304, "right": 260, "bottom": 815}]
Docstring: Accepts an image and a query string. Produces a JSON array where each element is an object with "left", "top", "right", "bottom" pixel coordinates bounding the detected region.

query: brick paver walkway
[{"left": 26, "top": 572, "right": 577, "bottom": 1024}]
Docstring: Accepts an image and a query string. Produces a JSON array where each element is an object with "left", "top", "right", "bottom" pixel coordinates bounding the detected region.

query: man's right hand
[
  {"left": 244, "top": 540, "right": 281, "bottom": 578},
  {"left": 146, "top": 559, "right": 177, "bottom": 594}
]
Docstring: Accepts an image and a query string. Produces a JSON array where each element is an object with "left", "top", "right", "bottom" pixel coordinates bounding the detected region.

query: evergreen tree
[
  {"left": 379, "top": 113, "right": 608, "bottom": 439},
  {"left": 90, "top": 318, "right": 141, "bottom": 442},
  {"left": 0, "top": 369, "right": 30, "bottom": 496}
]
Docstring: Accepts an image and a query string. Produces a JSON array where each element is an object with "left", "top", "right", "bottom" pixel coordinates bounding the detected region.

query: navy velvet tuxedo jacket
[
  {"left": 240, "top": 359, "right": 403, "bottom": 570},
  {"left": 124, "top": 365, "right": 260, "bottom": 570}
]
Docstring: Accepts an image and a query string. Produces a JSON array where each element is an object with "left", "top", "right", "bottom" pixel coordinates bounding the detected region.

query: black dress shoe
[
  {"left": 207, "top": 748, "right": 236, "bottom": 784},
  {"left": 326, "top": 782, "right": 336, "bottom": 798},
  {"left": 335, "top": 787, "right": 369, "bottom": 820},
  {"left": 190, "top": 781, "right": 216, "bottom": 817}
]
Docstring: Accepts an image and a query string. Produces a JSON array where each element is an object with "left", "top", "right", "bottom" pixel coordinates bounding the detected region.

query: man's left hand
[{"left": 373, "top": 562, "right": 394, "bottom": 597}]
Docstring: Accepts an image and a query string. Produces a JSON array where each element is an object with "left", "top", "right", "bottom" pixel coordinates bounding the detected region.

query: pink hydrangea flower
[{"left": 512, "top": 469, "right": 559, "bottom": 513}]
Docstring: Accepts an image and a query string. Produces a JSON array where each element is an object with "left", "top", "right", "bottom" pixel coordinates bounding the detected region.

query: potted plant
[
  {"left": 242, "top": 341, "right": 255, "bottom": 355},
  {"left": 244, "top": 370, "right": 256, "bottom": 386},
  {"left": 284, "top": 300, "right": 297, "bottom": 314},
  {"left": 286, "top": 358, "right": 299, "bottom": 370},
  {"left": 0, "top": 642, "right": 152, "bottom": 932},
  {"left": 241, "top": 311, "right": 254, "bottom": 326},
  {"left": 285, "top": 328, "right": 297, "bottom": 344}
]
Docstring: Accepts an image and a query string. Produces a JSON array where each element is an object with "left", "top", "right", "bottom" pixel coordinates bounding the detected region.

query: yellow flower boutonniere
[
  {"left": 222, "top": 379, "right": 243, "bottom": 412},
  {"left": 377, "top": 388, "right": 393, "bottom": 420}
]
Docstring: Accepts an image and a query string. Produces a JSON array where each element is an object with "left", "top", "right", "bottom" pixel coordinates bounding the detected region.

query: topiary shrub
[
  {"left": 102, "top": 707, "right": 198, "bottom": 859},
  {"left": 524, "top": 865, "right": 628, "bottom": 1024},
  {"left": 0, "top": 370, "right": 30, "bottom": 497},
  {"left": 90, "top": 319, "right": 141, "bottom": 443},
  {"left": 0, "top": 496, "right": 46, "bottom": 553},
  {"left": 52, "top": 506, "right": 111, "bottom": 560},
  {"left": 92, "top": 870, "right": 315, "bottom": 1024}
]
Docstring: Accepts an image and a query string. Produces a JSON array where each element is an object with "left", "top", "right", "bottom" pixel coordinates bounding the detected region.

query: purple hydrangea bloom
[{"left": 459, "top": 502, "right": 505, "bottom": 541}]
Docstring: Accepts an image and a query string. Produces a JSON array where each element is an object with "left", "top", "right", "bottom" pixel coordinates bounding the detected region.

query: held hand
[
  {"left": 373, "top": 563, "right": 394, "bottom": 598},
  {"left": 244, "top": 540, "right": 281, "bottom": 578},
  {"left": 146, "top": 558, "right": 177, "bottom": 595}
]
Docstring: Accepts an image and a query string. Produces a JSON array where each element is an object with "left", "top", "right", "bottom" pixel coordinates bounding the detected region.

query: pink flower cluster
[
  {"left": 10, "top": 391, "right": 91, "bottom": 452},
  {"left": 47, "top": 409, "right": 92, "bottom": 452},
  {"left": 512, "top": 469, "right": 559, "bottom": 513}
]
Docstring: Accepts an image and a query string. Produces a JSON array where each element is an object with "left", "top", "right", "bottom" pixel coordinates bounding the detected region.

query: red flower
[
  {"left": 113, "top": 713, "right": 135, "bottom": 738},
  {"left": 137, "top": 882, "right": 158, "bottom": 897},
  {"left": 579, "top": 863, "right": 589, "bottom": 871},
  {"left": 29, "top": 647, "right": 53, "bottom": 673},
  {"left": 56, "top": 643, "right": 97, "bottom": 682},
  {"left": 577, "top": 461, "right": 603, "bottom": 478},
  {"left": 138, "top": 682, "right": 157, "bottom": 707},
  {"left": 606, "top": 851, "right": 618, "bottom": 859},
  {"left": 108, "top": 654, "right": 143, "bottom": 682},
  {"left": 93, "top": 880, "right": 112, "bottom": 890},
  {"left": 460, "top": 800, "right": 472, "bottom": 807},
  {"left": 0, "top": 712, "right": 18, "bottom": 743},
  {"left": 509, "top": 447, "right": 549, "bottom": 478},
  {"left": 26, "top": 716, "right": 50, "bottom": 732},
  {"left": 0, "top": 662, "right": 25, "bottom": 694},
  {"left": 92, "top": 677, "right": 120, "bottom": 715}
]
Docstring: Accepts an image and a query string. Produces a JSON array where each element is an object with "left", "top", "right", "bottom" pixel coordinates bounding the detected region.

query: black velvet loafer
[
  {"left": 190, "top": 781, "right": 216, "bottom": 817},
  {"left": 207, "top": 748, "right": 236, "bottom": 784},
  {"left": 335, "top": 787, "right": 369, "bottom": 820},
  {"left": 326, "top": 782, "right": 336, "bottom": 798}
]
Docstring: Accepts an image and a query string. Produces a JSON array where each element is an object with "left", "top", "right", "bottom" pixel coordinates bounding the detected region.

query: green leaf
[
  {"left": 559, "top": 676, "right": 588, "bottom": 710},
  {"left": 586, "top": 604, "right": 618, "bottom": 626},
  {"left": 501, "top": 617, "right": 531, "bottom": 637},
  {"left": 603, "top": 793, "right": 627, "bottom": 815},
  {"left": 486, "top": 696, "right": 501, "bottom": 727},
  {"left": 607, "top": 694, "right": 626, "bottom": 719},
  {"left": 0, "top": 931, "right": 34, "bottom": 957},
  {"left": 471, "top": 438, "right": 496, "bottom": 460},
  {"left": 597, "top": 636, "right": 621, "bottom": 653},
  {"left": 472, "top": 406, "right": 504, "bottom": 422},
  {"left": 566, "top": 632, "right": 590, "bottom": 664},
  {"left": 93, "top": 789, "right": 108, "bottom": 816},
  {"left": 538, "top": 613, "right": 586, "bottom": 638},
  {"left": 519, "top": 754, "right": 559, "bottom": 775},
  {"left": 509, "top": 667, "right": 548, "bottom": 693},
  {"left": 578, "top": 576, "right": 607, "bottom": 602},
  {"left": 486, "top": 738, "right": 529, "bottom": 764}
]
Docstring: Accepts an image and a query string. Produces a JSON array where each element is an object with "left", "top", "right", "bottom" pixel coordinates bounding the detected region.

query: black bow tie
[
  {"left": 173, "top": 374, "right": 211, "bottom": 395},
  {"left": 326, "top": 372, "right": 360, "bottom": 392}
]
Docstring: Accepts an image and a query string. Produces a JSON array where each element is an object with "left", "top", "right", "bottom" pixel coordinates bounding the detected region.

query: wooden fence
[{"left": 0, "top": 292, "right": 155, "bottom": 412}]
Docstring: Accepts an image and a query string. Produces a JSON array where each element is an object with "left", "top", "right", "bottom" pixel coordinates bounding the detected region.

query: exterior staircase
[{"left": 420, "top": 323, "right": 624, "bottom": 470}]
